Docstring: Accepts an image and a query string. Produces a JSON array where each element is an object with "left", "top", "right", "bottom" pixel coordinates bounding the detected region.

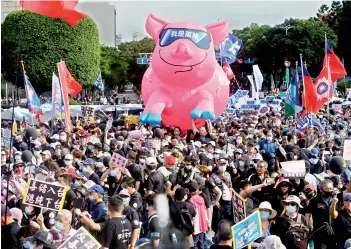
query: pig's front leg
[
  {"left": 190, "top": 90, "right": 215, "bottom": 120},
  {"left": 139, "top": 89, "right": 171, "bottom": 125}
]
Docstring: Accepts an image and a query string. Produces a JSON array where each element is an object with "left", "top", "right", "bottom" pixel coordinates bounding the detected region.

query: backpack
[
  {"left": 171, "top": 203, "right": 194, "bottom": 236},
  {"left": 282, "top": 214, "right": 309, "bottom": 249}
]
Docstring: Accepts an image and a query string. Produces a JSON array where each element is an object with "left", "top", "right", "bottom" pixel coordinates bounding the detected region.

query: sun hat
[
  {"left": 281, "top": 195, "right": 303, "bottom": 208},
  {"left": 257, "top": 201, "right": 277, "bottom": 219}
]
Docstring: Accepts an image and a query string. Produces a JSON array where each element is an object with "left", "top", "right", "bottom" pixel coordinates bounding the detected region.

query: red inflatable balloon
[{"left": 20, "top": 0, "right": 87, "bottom": 27}]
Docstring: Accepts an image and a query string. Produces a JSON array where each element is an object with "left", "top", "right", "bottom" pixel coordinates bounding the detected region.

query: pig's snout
[{"left": 171, "top": 43, "right": 194, "bottom": 59}]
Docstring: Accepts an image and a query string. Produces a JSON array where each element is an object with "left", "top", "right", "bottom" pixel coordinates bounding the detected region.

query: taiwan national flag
[
  {"left": 323, "top": 37, "right": 346, "bottom": 82},
  {"left": 313, "top": 66, "right": 332, "bottom": 113}
]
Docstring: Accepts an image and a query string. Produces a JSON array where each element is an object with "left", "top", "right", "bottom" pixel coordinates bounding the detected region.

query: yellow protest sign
[{"left": 125, "top": 115, "right": 139, "bottom": 125}]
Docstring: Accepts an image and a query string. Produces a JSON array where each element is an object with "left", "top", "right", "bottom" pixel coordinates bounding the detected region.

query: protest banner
[
  {"left": 106, "top": 118, "right": 113, "bottom": 131},
  {"left": 58, "top": 227, "right": 102, "bottom": 249},
  {"left": 110, "top": 152, "right": 128, "bottom": 168},
  {"left": 232, "top": 190, "right": 246, "bottom": 224},
  {"left": 280, "top": 160, "right": 306, "bottom": 179},
  {"left": 22, "top": 179, "right": 68, "bottom": 211},
  {"left": 145, "top": 138, "right": 161, "bottom": 151},
  {"left": 232, "top": 210, "right": 262, "bottom": 249},
  {"left": 332, "top": 104, "right": 342, "bottom": 112},
  {"left": 125, "top": 115, "right": 139, "bottom": 125},
  {"left": 2, "top": 129, "right": 11, "bottom": 148},
  {"left": 343, "top": 140, "right": 351, "bottom": 160}
]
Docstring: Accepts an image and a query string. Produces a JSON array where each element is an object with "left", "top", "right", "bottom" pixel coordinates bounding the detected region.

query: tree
[
  {"left": 336, "top": 1, "right": 351, "bottom": 75},
  {"left": 317, "top": 4, "right": 330, "bottom": 21},
  {"left": 117, "top": 37, "right": 155, "bottom": 89},
  {"left": 1, "top": 10, "right": 100, "bottom": 93}
]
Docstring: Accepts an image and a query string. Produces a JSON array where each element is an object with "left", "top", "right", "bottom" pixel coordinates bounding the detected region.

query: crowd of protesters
[{"left": 1, "top": 101, "right": 351, "bottom": 249}]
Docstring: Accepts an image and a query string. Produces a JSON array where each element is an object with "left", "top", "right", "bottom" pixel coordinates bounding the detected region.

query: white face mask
[
  {"left": 59, "top": 136, "right": 67, "bottom": 142},
  {"left": 214, "top": 154, "right": 220, "bottom": 160},
  {"left": 117, "top": 141, "right": 124, "bottom": 147},
  {"left": 286, "top": 205, "right": 297, "bottom": 214},
  {"left": 309, "top": 158, "right": 318, "bottom": 165},
  {"left": 239, "top": 161, "right": 245, "bottom": 167},
  {"left": 33, "top": 151, "right": 41, "bottom": 156},
  {"left": 236, "top": 140, "right": 242, "bottom": 145},
  {"left": 64, "top": 160, "right": 72, "bottom": 166},
  {"left": 266, "top": 136, "right": 273, "bottom": 142}
]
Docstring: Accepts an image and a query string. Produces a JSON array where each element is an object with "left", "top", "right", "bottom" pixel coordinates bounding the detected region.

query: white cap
[
  {"left": 64, "top": 154, "right": 73, "bottom": 160},
  {"left": 51, "top": 134, "right": 59, "bottom": 140},
  {"left": 41, "top": 150, "right": 52, "bottom": 157},
  {"left": 145, "top": 157, "right": 157, "bottom": 166},
  {"left": 157, "top": 166, "right": 171, "bottom": 177}
]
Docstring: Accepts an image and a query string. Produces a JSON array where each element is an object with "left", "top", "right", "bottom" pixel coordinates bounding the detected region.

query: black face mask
[
  {"left": 322, "top": 190, "right": 333, "bottom": 198},
  {"left": 305, "top": 192, "right": 315, "bottom": 200}
]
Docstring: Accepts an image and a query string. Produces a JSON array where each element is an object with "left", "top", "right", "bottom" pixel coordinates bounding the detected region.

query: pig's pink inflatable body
[{"left": 140, "top": 14, "right": 230, "bottom": 130}]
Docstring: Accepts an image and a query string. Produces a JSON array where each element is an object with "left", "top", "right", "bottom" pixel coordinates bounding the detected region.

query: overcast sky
[{"left": 76, "top": 1, "right": 331, "bottom": 46}]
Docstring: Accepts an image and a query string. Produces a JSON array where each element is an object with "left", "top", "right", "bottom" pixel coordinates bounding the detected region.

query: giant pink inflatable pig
[{"left": 140, "top": 14, "right": 230, "bottom": 130}]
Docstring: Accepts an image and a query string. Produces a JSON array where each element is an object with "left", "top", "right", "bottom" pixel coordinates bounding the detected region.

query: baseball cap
[
  {"left": 88, "top": 185, "right": 104, "bottom": 195},
  {"left": 341, "top": 169, "right": 351, "bottom": 183},
  {"left": 26, "top": 230, "right": 54, "bottom": 245},
  {"left": 50, "top": 134, "right": 59, "bottom": 140},
  {"left": 83, "top": 180, "right": 96, "bottom": 189},
  {"left": 145, "top": 157, "right": 157, "bottom": 167},
  {"left": 60, "top": 168, "right": 76, "bottom": 178},
  {"left": 157, "top": 166, "right": 171, "bottom": 178},
  {"left": 83, "top": 158, "right": 94, "bottom": 165},
  {"left": 344, "top": 193, "right": 351, "bottom": 202},
  {"left": 175, "top": 187, "right": 189, "bottom": 200},
  {"left": 164, "top": 155, "right": 176, "bottom": 165},
  {"left": 64, "top": 154, "right": 73, "bottom": 160},
  {"left": 207, "top": 141, "right": 215, "bottom": 147},
  {"left": 40, "top": 150, "right": 52, "bottom": 157},
  {"left": 119, "top": 189, "right": 130, "bottom": 197},
  {"left": 310, "top": 148, "right": 319, "bottom": 158}
]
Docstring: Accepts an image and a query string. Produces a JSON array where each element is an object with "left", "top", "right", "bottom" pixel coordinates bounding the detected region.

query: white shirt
[{"left": 64, "top": 227, "right": 77, "bottom": 241}]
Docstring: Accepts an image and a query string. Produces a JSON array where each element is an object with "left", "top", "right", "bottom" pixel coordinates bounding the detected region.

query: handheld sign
[
  {"left": 332, "top": 104, "right": 342, "bottom": 112},
  {"left": 280, "top": 160, "right": 306, "bottom": 179},
  {"left": 110, "top": 152, "right": 128, "bottom": 169},
  {"left": 2, "top": 129, "right": 11, "bottom": 148},
  {"left": 232, "top": 190, "right": 246, "bottom": 224},
  {"left": 232, "top": 210, "right": 262, "bottom": 249},
  {"left": 106, "top": 118, "right": 113, "bottom": 131},
  {"left": 145, "top": 138, "right": 161, "bottom": 151},
  {"left": 125, "top": 115, "right": 139, "bottom": 125},
  {"left": 58, "top": 227, "right": 101, "bottom": 249},
  {"left": 343, "top": 140, "right": 351, "bottom": 160},
  {"left": 22, "top": 179, "right": 68, "bottom": 211}
]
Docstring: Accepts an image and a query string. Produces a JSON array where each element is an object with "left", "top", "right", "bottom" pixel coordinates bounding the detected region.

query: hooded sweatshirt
[{"left": 190, "top": 194, "right": 208, "bottom": 234}]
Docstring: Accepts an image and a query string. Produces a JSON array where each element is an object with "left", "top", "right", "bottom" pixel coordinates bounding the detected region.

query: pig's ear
[
  {"left": 206, "top": 20, "right": 229, "bottom": 47},
  {"left": 145, "top": 14, "right": 168, "bottom": 41}
]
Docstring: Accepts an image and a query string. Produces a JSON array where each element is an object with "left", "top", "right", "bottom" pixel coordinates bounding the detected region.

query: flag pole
[
  {"left": 294, "top": 61, "right": 298, "bottom": 131},
  {"left": 300, "top": 54, "right": 307, "bottom": 109}
]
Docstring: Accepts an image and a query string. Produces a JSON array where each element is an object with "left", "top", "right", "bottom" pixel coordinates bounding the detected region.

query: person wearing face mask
[
  {"left": 63, "top": 154, "right": 74, "bottom": 169},
  {"left": 40, "top": 151, "right": 52, "bottom": 162},
  {"left": 87, "top": 185, "right": 106, "bottom": 222},
  {"left": 210, "top": 159, "right": 233, "bottom": 232},
  {"left": 23, "top": 230, "right": 54, "bottom": 249},
  {"left": 252, "top": 202, "right": 277, "bottom": 246},
  {"left": 305, "top": 179, "right": 336, "bottom": 249},
  {"left": 330, "top": 193, "right": 351, "bottom": 247},
  {"left": 258, "top": 131, "right": 278, "bottom": 162},
  {"left": 121, "top": 177, "right": 143, "bottom": 217},
  {"left": 272, "top": 195, "right": 309, "bottom": 249},
  {"left": 308, "top": 149, "right": 323, "bottom": 174},
  {"left": 14, "top": 151, "right": 23, "bottom": 165},
  {"left": 54, "top": 209, "right": 76, "bottom": 242},
  {"left": 125, "top": 151, "right": 143, "bottom": 191},
  {"left": 32, "top": 147, "right": 43, "bottom": 167},
  {"left": 81, "top": 158, "right": 100, "bottom": 185},
  {"left": 119, "top": 190, "right": 140, "bottom": 249},
  {"left": 58, "top": 170, "right": 77, "bottom": 210}
]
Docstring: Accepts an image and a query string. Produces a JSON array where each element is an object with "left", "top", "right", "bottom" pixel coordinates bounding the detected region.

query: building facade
[{"left": 1, "top": 0, "right": 21, "bottom": 22}]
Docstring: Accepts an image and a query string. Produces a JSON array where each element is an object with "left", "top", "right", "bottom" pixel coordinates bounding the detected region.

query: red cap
[
  {"left": 165, "top": 155, "right": 176, "bottom": 165},
  {"left": 60, "top": 168, "right": 76, "bottom": 178},
  {"left": 78, "top": 131, "right": 90, "bottom": 138}
]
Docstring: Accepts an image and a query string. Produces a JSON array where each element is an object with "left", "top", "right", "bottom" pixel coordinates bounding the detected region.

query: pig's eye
[{"left": 159, "top": 28, "right": 211, "bottom": 50}]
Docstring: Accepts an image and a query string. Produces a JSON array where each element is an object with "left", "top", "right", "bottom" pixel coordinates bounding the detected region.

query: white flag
[
  {"left": 247, "top": 75, "right": 258, "bottom": 100},
  {"left": 253, "top": 65, "right": 263, "bottom": 91},
  {"left": 51, "top": 72, "right": 62, "bottom": 121}
]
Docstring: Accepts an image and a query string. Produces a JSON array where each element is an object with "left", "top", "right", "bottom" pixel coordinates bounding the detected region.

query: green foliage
[
  {"left": 336, "top": 80, "right": 351, "bottom": 92},
  {"left": 336, "top": 1, "right": 351, "bottom": 75},
  {"left": 69, "top": 98, "right": 80, "bottom": 105},
  {"left": 1, "top": 10, "right": 100, "bottom": 93}
]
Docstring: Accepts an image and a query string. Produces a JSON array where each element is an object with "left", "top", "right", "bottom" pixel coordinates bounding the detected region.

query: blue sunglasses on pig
[{"left": 159, "top": 28, "right": 211, "bottom": 50}]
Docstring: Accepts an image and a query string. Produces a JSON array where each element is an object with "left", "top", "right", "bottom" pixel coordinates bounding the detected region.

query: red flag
[
  {"left": 323, "top": 39, "right": 346, "bottom": 82},
  {"left": 57, "top": 61, "right": 82, "bottom": 97},
  {"left": 20, "top": 0, "right": 87, "bottom": 27},
  {"left": 222, "top": 61, "right": 234, "bottom": 80},
  {"left": 57, "top": 61, "right": 74, "bottom": 132},
  {"left": 301, "top": 65, "right": 317, "bottom": 114},
  {"left": 313, "top": 66, "right": 332, "bottom": 113}
]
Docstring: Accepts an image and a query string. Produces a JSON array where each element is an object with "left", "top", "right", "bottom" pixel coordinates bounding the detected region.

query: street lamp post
[{"left": 281, "top": 25, "right": 294, "bottom": 35}]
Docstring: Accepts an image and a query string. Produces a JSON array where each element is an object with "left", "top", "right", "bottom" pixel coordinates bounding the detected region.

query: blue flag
[
  {"left": 24, "top": 73, "right": 42, "bottom": 115},
  {"left": 93, "top": 72, "right": 104, "bottom": 92},
  {"left": 216, "top": 33, "right": 242, "bottom": 64}
]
